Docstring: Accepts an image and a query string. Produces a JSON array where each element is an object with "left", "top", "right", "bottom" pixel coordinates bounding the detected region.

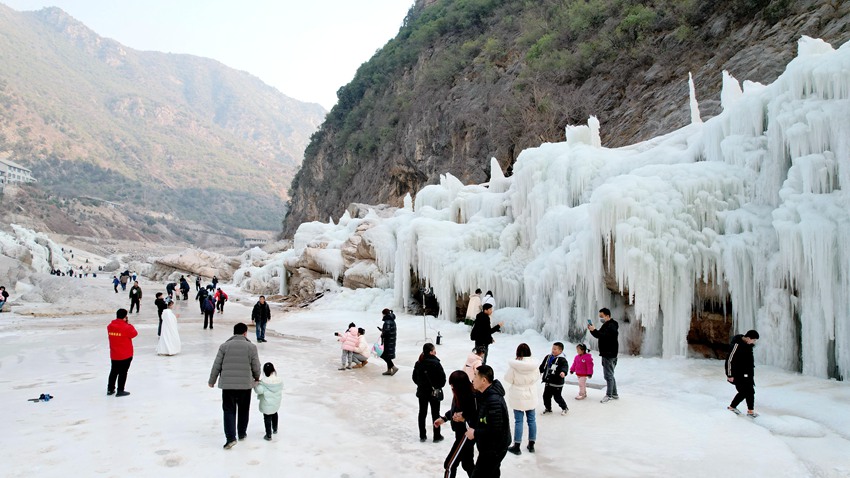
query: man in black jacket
[
  {"left": 470, "top": 304, "right": 504, "bottom": 365},
  {"left": 251, "top": 296, "right": 272, "bottom": 343},
  {"left": 466, "top": 365, "right": 511, "bottom": 477},
  {"left": 128, "top": 281, "right": 142, "bottom": 314},
  {"left": 726, "top": 329, "right": 760, "bottom": 417},
  {"left": 589, "top": 307, "right": 619, "bottom": 403},
  {"left": 154, "top": 292, "right": 167, "bottom": 336}
]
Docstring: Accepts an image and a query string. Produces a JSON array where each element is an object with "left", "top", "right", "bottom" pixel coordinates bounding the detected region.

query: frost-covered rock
[{"left": 149, "top": 248, "right": 241, "bottom": 281}]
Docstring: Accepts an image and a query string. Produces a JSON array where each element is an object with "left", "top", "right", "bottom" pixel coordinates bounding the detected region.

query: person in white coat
[
  {"left": 465, "top": 289, "right": 482, "bottom": 322},
  {"left": 352, "top": 328, "right": 370, "bottom": 368},
  {"left": 156, "top": 299, "right": 181, "bottom": 356},
  {"left": 503, "top": 343, "right": 538, "bottom": 455},
  {"left": 254, "top": 362, "right": 283, "bottom": 441},
  {"left": 482, "top": 291, "right": 495, "bottom": 309}
]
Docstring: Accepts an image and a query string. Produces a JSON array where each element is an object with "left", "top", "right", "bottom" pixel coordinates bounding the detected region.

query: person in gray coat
[{"left": 208, "top": 322, "right": 261, "bottom": 449}]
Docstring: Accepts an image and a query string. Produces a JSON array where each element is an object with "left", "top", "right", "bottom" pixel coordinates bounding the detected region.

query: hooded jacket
[
  {"left": 539, "top": 353, "right": 569, "bottom": 387},
  {"left": 412, "top": 355, "right": 446, "bottom": 399},
  {"left": 381, "top": 311, "right": 397, "bottom": 360},
  {"left": 208, "top": 335, "right": 261, "bottom": 389},
  {"left": 473, "top": 380, "right": 511, "bottom": 453},
  {"left": 590, "top": 318, "right": 620, "bottom": 358},
  {"left": 726, "top": 334, "right": 755, "bottom": 379},
  {"left": 254, "top": 373, "right": 283, "bottom": 415},
  {"left": 570, "top": 352, "right": 594, "bottom": 377},
  {"left": 338, "top": 326, "right": 359, "bottom": 352},
  {"left": 504, "top": 358, "right": 539, "bottom": 411}
]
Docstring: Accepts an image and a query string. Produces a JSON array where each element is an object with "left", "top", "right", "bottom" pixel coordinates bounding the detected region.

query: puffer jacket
[
  {"left": 412, "top": 355, "right": 446, "bottom": 399},
  {"left": 354, "top": 335, "right": 370, "bottom": 356},
  {"left": 208, "top": 335, "right": 261, "bottom": 389},
  {"left": 254, "top": 373, "right": 283, "bottom": 415},
  {"left": 504, "top": 358, "right": 539, "bottom": 411},
  {"left": 338, "top": 327, "right": 359, "bottom": 351},
  {"left": 473, "top": 380, "right": 511, "bottom": 453},
  {"left": 381, "top": 311, "right": 397, "bottom": 360},
  {"left": 570, "top": 352, "right": 594, "bottom": 377},
  {"left": 464, "top": 352, "right": 483, "bottom": 381}
]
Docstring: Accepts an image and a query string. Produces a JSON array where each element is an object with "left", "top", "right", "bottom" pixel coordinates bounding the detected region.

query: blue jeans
[
  {"left": 513, "top": 409, "right": 536, "bottom": 443},
  {"left": 256, "top": 320, "right": 267, "bottom": 341},
  {"left": 602, "top": 357, "right": 618, "bottom": 397}
]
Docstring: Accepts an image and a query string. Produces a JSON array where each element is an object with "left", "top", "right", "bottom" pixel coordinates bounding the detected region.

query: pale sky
[{"left": 3, "top": 0, "right": 415, "bottom": 110}]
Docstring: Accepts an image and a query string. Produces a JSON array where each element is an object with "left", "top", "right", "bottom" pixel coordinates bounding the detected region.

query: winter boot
[
  {"left": 508, "top": 443, "right": 522, "bottom": 455},
  {"left": 527, "top": 441, "right": 535, "bottom": 453}
]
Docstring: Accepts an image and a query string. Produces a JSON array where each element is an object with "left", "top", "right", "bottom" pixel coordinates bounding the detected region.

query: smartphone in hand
[{"left": 587, "top": 319, "right": 593, "bottom": 325}]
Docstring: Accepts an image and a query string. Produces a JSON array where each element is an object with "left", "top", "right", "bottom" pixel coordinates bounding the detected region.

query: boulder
[{"left": 150, "top": 248, "right": 241, "bottom": 281}]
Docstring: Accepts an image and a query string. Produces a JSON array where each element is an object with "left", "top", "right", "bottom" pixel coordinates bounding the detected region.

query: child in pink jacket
[
  {"left": 335, "top": 322, "right": 359, "bottom": 370},
  {"left": 569, "top": 343, "right": 594, "bottom": 399}
]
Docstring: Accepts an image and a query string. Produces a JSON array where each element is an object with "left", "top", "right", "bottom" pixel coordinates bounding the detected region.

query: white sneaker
[
  {"left": 600, "top": 396, "right": 612, "bottom": 403},
  {"left": 560, "top": 409, "right": 568, "bottom": 415}
]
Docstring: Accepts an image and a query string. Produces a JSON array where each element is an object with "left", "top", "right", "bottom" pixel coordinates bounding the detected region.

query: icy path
[{"left": 1, "top": 290, "right": 849, "bottom": 477}]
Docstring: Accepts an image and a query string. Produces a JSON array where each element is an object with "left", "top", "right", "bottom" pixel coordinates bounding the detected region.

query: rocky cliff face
[{"left": 283, "top": 0, "right": 849, "bottom": 236}]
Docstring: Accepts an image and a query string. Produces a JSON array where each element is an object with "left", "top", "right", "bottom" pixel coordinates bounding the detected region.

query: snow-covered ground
[{"left": 1, "top": 283, "right": 848, "bottom": 477}]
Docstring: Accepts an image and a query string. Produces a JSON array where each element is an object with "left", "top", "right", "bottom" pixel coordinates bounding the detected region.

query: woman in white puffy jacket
[{"left": 503, "top": 343, "right": 538, "bottom": 455}]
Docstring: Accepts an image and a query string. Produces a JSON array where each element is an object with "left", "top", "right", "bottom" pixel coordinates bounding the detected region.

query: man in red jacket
[{"left": 107, "top": 308, "right": 138, "bottom": 397}]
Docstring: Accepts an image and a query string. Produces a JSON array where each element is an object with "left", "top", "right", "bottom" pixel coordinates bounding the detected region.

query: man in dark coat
[
  {"left": 251, "top": 295, "right": 272, "bottom": 343},
  {"left": 470, "top": 304, "right": 504, "bottom": 365},
  {"left": 380, "top": 308, "right": 398, "bottom": 376},
  {"left": 726, "top": 329, "right": 760, "bottom": 417},
  {"left": 588, "top": 307, "right": 619, "bottom": 403},
  {"left": 208, "top": 322, "right": 261, "bottom": 449},
  {"left": 196, "top": 286, "right": 210, "bottom": 313},
  {"left": 154, "top": 292, "right": 167, "bottom": 336},
  {"left": 128, "top": 281, "right": 142, "bottom": 314},
  {"left": 466, "top": 365, "right": 511, "bottom": 477}
]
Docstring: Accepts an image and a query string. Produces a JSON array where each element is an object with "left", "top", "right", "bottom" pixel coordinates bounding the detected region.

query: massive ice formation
[{"left": 288, "top": 37, "right": 849, "bottom": 379}]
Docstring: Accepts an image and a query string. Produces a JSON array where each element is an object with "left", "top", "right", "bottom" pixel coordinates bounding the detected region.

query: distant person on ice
[
  {"left": 195, "top": 275, "right": 202, "bottom": 291},
  {"left": 202, "top": 294, "right": 216, "bottom": 330},
  {"left": 588, "top": 307, "right": 619, "bottom": 403},
  {"left": 336, "top": 322, "right": 358, "bottom": 370},
  {"left": 179, "top": 276, "right": 190, "bottom": 300},
  {"left": 352, "top": 328, "right": 370, "bottom": 368},
  {"left": 467, "top": 365, "right": 511, "bottom": 477},
  {"left": 166, "top": 281, "right": 177, "bottom": 300},
  {"left": 0, "top": 285, "right": 9, "bottom": 311},
  {"left": 154, "top": 292, "right": 167, "bottom": 336},
  {"left": 107, "top": 308, "right": 137, "bottom": 397},
  {"left": 119, "top": 272, "right": 129, "bottom": 291},
  {"left": 254, "top": 362, "right": 283, "bottom": 441},
  {"left": 380, "top": 308, "right": 398, "bottom": 376},
  {"left": 128, "top": 281, "right": 142, "bottom": 314},
  {"left": 112, "top": 276, "right": 120, "bottom": 293},
  {"left": 196, "top": 286, "right": 209, "bottom": 314},
  {"left": 470, "top": 303, "right": 503, "bottom": 365},
  {"left": 212, "top": 275, "right": 219, "bottom": 290},
  {"left": 208, "top": 322, "right": 261, "bottom": 450},
  {"left": 156, "top": 299, "right": 181, "bottom": 356},
  {"left": 251, "top": 295, "right": 271, "bottom": 343},
  {"left": 726, "top": 329, "right": 760, "bottom": 418},
  {"left": 465, "top": 289, "right": 482, "bottom": 323},
  {"left": 215, "top": 288, "right": 228, "bottom": 313}
]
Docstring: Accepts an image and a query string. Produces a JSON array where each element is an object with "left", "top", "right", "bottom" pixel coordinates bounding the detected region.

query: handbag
[
  {"left": 424, "top": 368, "right": 444, "bottom": 401},
  {"left": 372, "top": 341, "right": 384, "bottom": 357}
]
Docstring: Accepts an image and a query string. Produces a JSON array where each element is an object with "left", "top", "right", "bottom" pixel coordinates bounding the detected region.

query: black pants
[
  {"left": 157, "top": 310, "right": 163, "bottom": 336},
  {"left": 543, "top": 384, "right": 567, "bottom": 411},
  {"left": 382, "top": 357, "right": 395, "bottom": 369},
  {"left": 129, "top": 299, "right": 140, "bottom": 313},
  {"left": 472, "top": 448, "right": 508, "bottom": 478},
  {"left": 444, "top": 432, "right": 474, "bottom": 478},
  {"left": 418, "top": 395, "right": 442, "bottom": 439},
  {"left": 730, "top": 377, "right": 755, "bottom": 410},
  {"left": 263, "top": 413, "right": 278, "bottom": 437},
  {"left": 107, "top": 357, "right": 132, "bottom": 393},
  {"left": 204, "top": 310, "right": 214, "bottom": 329},
  {"left": 217, "top": 300, "right": 225, "bottom": 312},
  {"left": 222, "top": 389, "right": 251, "bottom": 442},
  {"left": 182, "top": 290, "right": 189, "bottom": 300}
]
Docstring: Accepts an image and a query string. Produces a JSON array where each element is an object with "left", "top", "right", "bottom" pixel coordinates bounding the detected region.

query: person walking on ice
[
  {"left": 380, "top": 308, "right": 398, "bottom": 376},
  {"left": 128, "top": 281, "right": 142, "bottom": 314},
  {"left": 504, "top": 343, "right": 538, "bottom": 455},
  {"left": 538, "top": 342, "right": 569, "bottom": 415},
  {"left": 156, "top": 299, "right": 181, "bottom": 356},
  {"left": 254, "top": 362, "right": 283, "bottom": 441},
  {"left": 107, "top": 308, "right": 137, "bottom": 397},
  {"left": 570, "top": 343, "right": 594, "bottom": 400},
  {"left": 726, "top": 329, "right": 760, "bottom": 418}
]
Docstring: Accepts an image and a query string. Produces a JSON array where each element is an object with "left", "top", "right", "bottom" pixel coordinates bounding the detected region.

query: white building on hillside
[{"left": 0, "top": 154, "right": 37, "bottom": 184}]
